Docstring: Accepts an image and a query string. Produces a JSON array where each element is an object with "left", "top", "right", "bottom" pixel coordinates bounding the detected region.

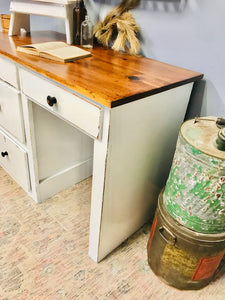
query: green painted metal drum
[{"left": 163, "top": 117, "right": 225, "bottom": 233}]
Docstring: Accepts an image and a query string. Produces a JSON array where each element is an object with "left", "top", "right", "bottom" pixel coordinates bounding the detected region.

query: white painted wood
[
  {"left": 30, "top": 1, "right": 75, "bottom": 4},
  {"left": 0, "top": 129, "right": 30, "bottom": 192},
  {"left": 9, "top": 0, "right": 76, "bottom": 44},
  {"left": 10, "top": 1, "right": 67, "bottom": 18},
  {"left": 38, "top": 159, "right": 93, "bottom": 202},
  {"left": 0, "top": 80, "right": 25, "bottom": 143},
  {"left": 8, "top": 11, "right": 30, "bottom": 36},
  {"left": 0, "top": 46, "right": 197, "bottom": 261},
  {"left": 64, "top": 2, "right": 73, "bottom": 45},
  {"left": 89, "top": 83, "right": 193, "bottom": 262},
  {"left": 21, "top": 93, "right": 94, "bottom": 203},
  {"left": 32, "top": 102, "right": 93, "bottom": 181},
  {"left": 21, "top": 93, "right": 42, "bottom": 203},
  {"left": 0, "top": 126, "right": 28, "bottom": 153},
  {"left": 19, "top": 68, "right": 103, "bottom": 140},
  {"left": 88, "top": 107, "right": 110, "bottom": 262},
  {"left": 0, "top": 56, "right": 19, "bottom": 88}
]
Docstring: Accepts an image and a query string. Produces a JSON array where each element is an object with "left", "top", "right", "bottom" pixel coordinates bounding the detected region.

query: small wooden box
[{"left": 1, "top": 14, "right": 11, "bottom": 33}]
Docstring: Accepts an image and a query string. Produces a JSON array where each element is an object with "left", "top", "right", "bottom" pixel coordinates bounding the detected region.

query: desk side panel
[{"left": 95, "top": 83, "right": 193, "bottom": 262}]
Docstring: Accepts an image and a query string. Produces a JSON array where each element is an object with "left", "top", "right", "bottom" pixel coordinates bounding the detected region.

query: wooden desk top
[{"left": 0, "top": 31, "right": 203, "bottom": 108}]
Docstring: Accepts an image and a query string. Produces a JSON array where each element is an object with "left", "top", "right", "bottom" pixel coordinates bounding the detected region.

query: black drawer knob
[
  {"left": 1, "top": 151, "right": 8, "bottom": 157},
  {"left": 47, "top": 96, "right": 57, "bottom": 107}
]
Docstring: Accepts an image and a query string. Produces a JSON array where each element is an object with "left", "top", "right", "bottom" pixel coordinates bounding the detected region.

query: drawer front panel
[
  {"left": 0, "top": 80, "right": 25, "bottom": 143},
  {"left": 0, "top": 131, "right": 30, "bottom": 192},
  {"left": 20, "top": 69, "right": 102, "bottom": 139},
  {"left": 0, "top": 56, "right": 19, "bottom": 88}
]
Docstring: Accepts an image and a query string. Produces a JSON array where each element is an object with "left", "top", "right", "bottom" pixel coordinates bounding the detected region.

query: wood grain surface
[{"left": 0, "top": 31, "right": 203, "bottom": 108}]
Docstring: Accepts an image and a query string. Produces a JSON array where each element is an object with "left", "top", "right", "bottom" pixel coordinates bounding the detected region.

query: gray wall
[
  {"left": 0, "top": 0, "right": 10, "bottom": 13},
  {"left": 1, "top": 0, "right": 224, "bottom": 118}
]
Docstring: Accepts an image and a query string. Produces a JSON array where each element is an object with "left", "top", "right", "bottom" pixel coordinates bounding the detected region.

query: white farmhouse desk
[{"left": 0, "top": 31, "right": 203, "bottom": 262}]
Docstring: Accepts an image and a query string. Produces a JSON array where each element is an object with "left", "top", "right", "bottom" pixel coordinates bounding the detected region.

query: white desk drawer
[
  {"left": 0, "top": 130, "right": 30, "bottom": 192},
  {"left": 0, "top": 56, "right": 19, "bottom": 88},
  {"left": 0, "top": 80, "right": 25, "bottom": 143},
  {"left": 20, "top": 69, "right": 102, "bottom": 139}
]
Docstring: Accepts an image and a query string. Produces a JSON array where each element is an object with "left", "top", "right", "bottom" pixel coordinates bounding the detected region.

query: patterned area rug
[{"left": 0, "top": 167, "right": 224, "bottom": 300}]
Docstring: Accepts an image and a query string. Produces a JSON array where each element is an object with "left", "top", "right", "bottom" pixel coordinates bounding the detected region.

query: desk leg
[
  {"left": 89, "top": 83, "right": 193, "bottom": 262},
  {"left": 88, "top": 108, "right": 111, "bottom": 261}
]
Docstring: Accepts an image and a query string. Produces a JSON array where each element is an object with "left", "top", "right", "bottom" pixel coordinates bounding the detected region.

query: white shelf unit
[{"left": 8, "top": 0, "right": 76, "bottom": 44}]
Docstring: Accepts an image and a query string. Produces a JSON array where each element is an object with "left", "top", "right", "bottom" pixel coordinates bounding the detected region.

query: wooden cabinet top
[{"left": 0, "top": 31, "right": 203, "bottom": 108}]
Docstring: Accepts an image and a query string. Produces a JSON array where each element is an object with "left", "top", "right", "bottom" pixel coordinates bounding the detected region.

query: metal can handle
[{"left": 159, "top": 226, "right": 176, "bottom": 246}]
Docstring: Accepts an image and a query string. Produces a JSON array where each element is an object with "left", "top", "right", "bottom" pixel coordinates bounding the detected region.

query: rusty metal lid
[{"left": 181, "top": 117, "right": 225, "bottom": 160}]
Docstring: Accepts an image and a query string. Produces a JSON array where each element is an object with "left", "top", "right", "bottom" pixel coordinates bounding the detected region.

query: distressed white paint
[
  {"left": 38, "top": 160, "right": 92, "bottom": 202},
  {"left": 32, "top": 103, "right": 93, "bottom": 180},
  {"left": 9, "top": 0, "right": 75, "bottom": 44},
  {"left": 0, "top": 129, "right": 30, "bottom": 191},
  {"left": 0, "top": 79, "right": 25, "bottom": 143},
  {"left": 19, "top": 68, "right": 103, "bottom": 140},
  {"left": 88, "top": 107, "right": 110, "bottom": 261},
  {"left": 31, "top": 102, "right": 93, "bottom": 202},
  {"left": 0, "top": 56, "right": 19, "bottom": 89},
  {"left": 89, "top": 83, "right": 193, "bottom": 262},
  {"left": 0, "top": 53, "right": 195, "bottom": 261},
  {"left": 21, "top": 93, "right": 94, "bottom": 203},
  {"left": 21, "top": 93, "right": 41, "bottom": 202}
]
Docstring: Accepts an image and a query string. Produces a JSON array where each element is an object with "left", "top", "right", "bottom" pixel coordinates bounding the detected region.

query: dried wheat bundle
[{"left": 94, "top": 0, "right": 140, "bottom": 55}]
